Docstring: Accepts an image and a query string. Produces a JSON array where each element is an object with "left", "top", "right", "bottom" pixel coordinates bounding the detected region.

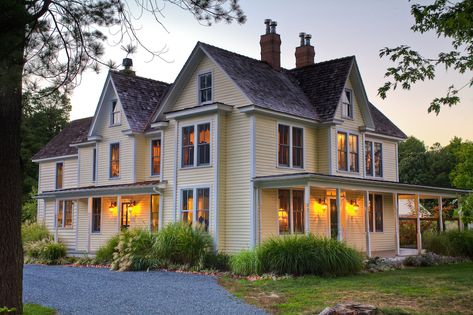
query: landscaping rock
[{"left": 319, "top": 303, "right": 378, "bottom": 315}]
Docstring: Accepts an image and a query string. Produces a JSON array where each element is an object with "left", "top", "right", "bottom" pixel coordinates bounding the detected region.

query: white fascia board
[
  {"left": 165, "top": 103, "right": 233, "bottom": 120},
  {"left": 150, "top": 121, "right": 169, "bottom": 129},
  {"left": 32, "top": 154, "right": 78, "bottom": 163},
  {"left": 87, "top": 135, "right": 103, "bottom": 142},
  {"left": 239, "top": 105, "right": 319, "bottom": 126},
  {"left": 88, "top": 73, "right": 113, "bottom": 137},
  {"left": 363, "top": 131, "right": 405, "bottom": 142},
  {"left": 70, "top": 141, "right": 96, "bottom": 148}
]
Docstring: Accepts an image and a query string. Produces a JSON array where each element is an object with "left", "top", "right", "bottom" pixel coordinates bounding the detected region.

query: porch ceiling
[{"left": 254, "top": 172, "right": 469, "bottom": 198}]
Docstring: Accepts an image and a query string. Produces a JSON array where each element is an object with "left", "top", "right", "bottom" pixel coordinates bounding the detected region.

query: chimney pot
[
  {"left": 260, "top": 18, "right": 281, "bottom": 70},
  {"left": 264, "top": 19, "right": 271, "bottom": 34},
  {"left": 304, "top": 34, "right": 312, "bottom": 46},
  {"left": 120, "top": 57, "right": 136, "bottom": 75},
  {"left": 299, "top": 32, "right": 306, "bottom": 47},
  {"left": 295, "top": 34, "right": 315, "bottom": 68},
  {"left": 270, "top": 21, "right": 277, "bottom": 34}
]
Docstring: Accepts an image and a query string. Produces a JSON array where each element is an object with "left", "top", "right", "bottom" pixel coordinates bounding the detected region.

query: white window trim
[
  {"left": 150, "top": 135, "right": 162, "bottom": 177},
  {"left": 277, "top": 189, "right": 305, "bottom": 235},
  {"left": 178, "top": 185, "right": 212, "bottom": 227},
  {"left": 91, "top": 197, "right": 102, "bottom": 234},
  {"left": 336, "top": 129, "right": 360, "bottom": 174},
  {"left": 341, "top": 88, "right": 354, "bottom": 120},
  {"left": 369, "top": 193, "right": 384, "bottom": 234},
  {"left": 109, "top": 142, "right": 121, "bottom": 179},
  {"left": 55, "top": 161, "right": 64, "bottom": 190},
  {"left": 56, "top": 199, "right": 76, "bottom": 230},
  {"left": 197, "top": 70, "right": 213, "bottom": 105},
  {"left": 365, "top": 140, "right": 384, "bottom": 179},
  {"left": 110, "top": 99, "right": 122, "bottom": 127},
  {"left": 276, "top": 122, "right": 305, "bottom": 170},
  {"left": 180, "top": 121, "right": 212, "bottom": 169}
]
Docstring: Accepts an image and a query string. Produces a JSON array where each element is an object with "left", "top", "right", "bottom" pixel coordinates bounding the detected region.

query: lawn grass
[
  {"left": 220, "top": 262, "right": 473, "bottom": 315},
  {"left": 24, "top": 304, "right": 56, "bottom": 315}
]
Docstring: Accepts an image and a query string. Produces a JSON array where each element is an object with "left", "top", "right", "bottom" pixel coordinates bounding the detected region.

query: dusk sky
[{"left": 69, "top": 0, "right": 472, "bottom": 146}]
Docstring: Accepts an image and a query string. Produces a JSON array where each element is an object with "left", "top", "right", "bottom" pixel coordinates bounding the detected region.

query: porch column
[
  {"left": 257, "top": 188, "right": 262, "bottom": 245},
  {"left": 117, "top": 195, "right": 122, "bottom": 232},
  {"left": 364, "top": 191, "right": 371, "bottom": 257},
  {"left": 393, "top": 193, "right": 400, "bottom": 256},
  {"left": 336, "top": 188, "right": 342, "bottom": 241},
  {"left": 87, "top": 197, "right": 92, "bottom": 253},
  {"left": 416, "top": 194, "right": 422, "bottom": 255},
  {"left": 54, "top": 200, "right": 59, "bottom": 242},
  {"left": 458, "top": 197, "right": 464, "bottom": 231},
  {"left": 438, "top": 197, "right": 444, "bottom": 232},
  {"left": 304, "top": 184, "right": 310, "bottom": 236}
]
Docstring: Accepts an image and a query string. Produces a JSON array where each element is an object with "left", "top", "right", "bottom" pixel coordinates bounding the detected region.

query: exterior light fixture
[{"left": 109, "top": 201, "right": 117, "bottom": 212}]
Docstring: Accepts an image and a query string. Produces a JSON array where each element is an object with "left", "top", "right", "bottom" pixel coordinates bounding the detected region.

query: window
[
  {"left": 198, "top": 72, "right": 212, "bottom": 104},
  {"left": 182, "top": 126, "right": 195, "bottom": 167},
  {"left": 110, "top": 143, "right": 120, "bottom": 178},
  {"left": 92, "top": 148, "right": 97, "bottom": 182},
  {"left": 365, "top": 141, "right": 383, "bottom": 177},
  {"left": 182, "top": 123, "right": 211, "bottom": 167},
  {"left": 196, "top": 188, "right": 210, "bottom": 231},
  {"left": 91, "top": 198, "right": 101, "bottom": 233},
  {"left": 278, "top": 189, "right": 305, "bottom": 234},
  {"left": 56, "top": 162, "right": 63, "bottom": 189},
  {"left": 181, "top": 189, "right": 193, "bottom": 225},
  {"left": 337, "top": 132, "right": 348, "bottom": 171},
  {"left": 349, "top": 134, "right": 359, "bottom": 172},
  {"left": 111, "top": 100, "right": 121, "bottom": 125},
  {"left": 342, "top": 89, "right": 353, "bottom": 118},
  {"left": 57, "top": 200, "right": 74, "bottom": 228},
  {"left": 151, "top": 139, "right": 161, "bottom": 176},
  {"left": 197, "top": 123, "right": 210, "bottom": 165},
  {"left": 150, "top": 195, "right": 159, "bottom": 232},
  {"left": 278, "top": 124, "right": 304, "bottom": 168},
  {"left": 365, "top": 141, "right": 373, "bottom": 176},
  {"left": 374, "top": 142, "right": 383, "bottom": 177},
  {"left": 369, "top": 194, "right": 383, "bottom": 232}
]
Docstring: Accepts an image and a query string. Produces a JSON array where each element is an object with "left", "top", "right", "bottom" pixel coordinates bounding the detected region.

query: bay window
[
  {"left": 349, "top": 134, "right": 359, "bottom": 172},
  {"left": 182, "top": 123, "right": 211, "bottom": 168},
  {"left": 365, "top": 141, "right": 383, "bottom": 177},
  {"left": 278, "top": 124, "right": 304, "bottom": 168},
  {"left": 337, "top": 131, "right": 359, "bottom": 173},
  {"left": 278, "top": 189, "right": 305, "bottom": 234},
  {"left": 180, "top": 187, "right": 210, "bottom": 231},
  {"left": 197, "top": 123, "right": 210, "bottom": 165},
  {"left": 182, "top": 126, "right": 195, "bottom": 167}
]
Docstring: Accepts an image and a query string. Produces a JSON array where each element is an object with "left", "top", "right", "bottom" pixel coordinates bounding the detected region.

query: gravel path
[{"left": 23, "top": 265, "right": 266, "bottom": 315}]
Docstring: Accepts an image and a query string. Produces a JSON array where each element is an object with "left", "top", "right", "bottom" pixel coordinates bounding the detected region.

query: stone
[{"left": 319, "top": 303, "right": 378, "bottom": 315}]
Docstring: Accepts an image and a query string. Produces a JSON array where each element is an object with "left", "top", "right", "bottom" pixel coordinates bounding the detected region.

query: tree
[
  {"left": 451, "top": 142, "right": 473, "bottom": 189},
  {"left": 0, "top": 1, "right": 245, "bottom": 313},
  {"left": 378, "top": 0, "right": 473, "bottom": 114}
]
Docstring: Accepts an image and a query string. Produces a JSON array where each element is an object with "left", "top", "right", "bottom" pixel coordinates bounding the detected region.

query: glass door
[
  {"left": 121, "top": 202, "right": 131, "bottom": 229},
  {"left": 330, "top": 199, "right": 338, "bottom": 240}
]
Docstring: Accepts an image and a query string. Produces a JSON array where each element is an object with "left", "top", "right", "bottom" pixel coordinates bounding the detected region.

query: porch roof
[
  {"left": 254, "top": 173, "right": 470, "bottom": 198},
  {"left": 36, "top": 180, "right": 166, "bottom": 199}
]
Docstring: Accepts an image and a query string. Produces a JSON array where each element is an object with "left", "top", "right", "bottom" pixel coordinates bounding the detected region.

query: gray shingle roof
[
  {"left": 110, "top": 71, "right": 170, "bottom": 133},
  {"left": 32, "top": 117, "right": 93, "bottom": 160},
  {"left": 368, "top": 102, "right": 407, "bottom": 139}
]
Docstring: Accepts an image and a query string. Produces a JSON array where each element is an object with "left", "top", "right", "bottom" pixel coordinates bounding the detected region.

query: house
[{"left": 33, "top": 20, "right": 468, "bottom": 257}]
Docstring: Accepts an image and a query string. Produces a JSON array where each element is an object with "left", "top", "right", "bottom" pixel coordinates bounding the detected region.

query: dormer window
[
  {"left": 198, "top": 72, "right": 212, "bottom": 104},
  {"left": 111, "top": 100, "right": 121, "bottom": 126},
  {"left": 342, "top": 89, "right": 353, "bottom": 119}
]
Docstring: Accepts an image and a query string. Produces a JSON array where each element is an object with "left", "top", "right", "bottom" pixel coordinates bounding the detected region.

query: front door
[
  {"left": 121, "top": 203, "right": 131, "bottom": 229},
  {"left": 330, "top": 199, "right": 338, "bottom": 240}
]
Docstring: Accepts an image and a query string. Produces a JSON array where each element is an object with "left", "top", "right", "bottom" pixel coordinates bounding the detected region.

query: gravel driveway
[{"left": 23, "top": 265, "right": 266, "bottom": 315}]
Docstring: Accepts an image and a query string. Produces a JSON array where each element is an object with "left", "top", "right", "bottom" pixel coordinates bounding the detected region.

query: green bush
[
  {"left": 153, "top": 223, "right": 213, "bottom": 269},
  {"left": 204, "top": 252, "right": 230, "bottom": 271},
  {"left": 22, "top": 222, "right": 51, "bottom": 244},
  {"left": 24, "top": 239, "right": 66, "bottom": 264},
  {"left": 229, "top": 249, "right": 260, "bottom": 276},
  {"left": 95, "top": 234, "right": 120, "bottom": 264},
  {"left": 111, "top": 229, "right": 159, "bottom": 271},
  {"left": 424, "top": 230, "right": 473, "bottom": 258}
]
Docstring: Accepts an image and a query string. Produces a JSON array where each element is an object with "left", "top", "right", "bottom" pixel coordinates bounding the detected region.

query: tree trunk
[{"left": 0, "top": 1, "right": 26, "bottom": 313}]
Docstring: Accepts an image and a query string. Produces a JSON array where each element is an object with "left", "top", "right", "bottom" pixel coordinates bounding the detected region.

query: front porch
[{"left": 254, "top": 173, "right": 467, "bottom": 257}]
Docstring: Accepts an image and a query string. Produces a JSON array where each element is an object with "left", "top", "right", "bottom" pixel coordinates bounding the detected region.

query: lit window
[
  {"left": 110, "top": 143, "right": 120, "bottom": 178},
  {"left": 151, "top": 139, "right": 161, "bottom": 176},
  {"left": 56, "top": 162, "right": 63, "bottom": 189},
  {"left": 278, "top": 190, "right": 290, "bottom": 234},
  {"left": 349, "top": 134, "right": 359, "bottom": 172},
  {"left": 278, "top": 189, "right": 305, "bottom": 235},
  {"left": 292, "top": 190, "right": 304, "bottom": 234},
  {"left": 196, "top": 188, "right": 210, "bottom": 231},
  {"left": 278, "top": 125, "right": 303, "bottom": 168},
  {"left": 342, "top": 89, "right": 353, "bottom": 118},
  {"left": 365, "top": 141, "right": 373, "bottom": 176},
  {"left": 369, "top": 194, "right": 383, "bottom": 232},
  {"left": 199, "top": 72, "right": 212, "bottom": 104},
  {"left": 181, "top": 189, "right": 193, "bottom": 225},
  {"left": 92, "top": 198, "right": 101, "bottom": 233},
  {"left": 182, "top": 126, "right": 195, "bottom": 167},
  {"left": 374, "top": 143, "right": 383, "bottom": 177},
  {"left": 111, "top": 100, "right": 121, "bottom": 125},
  {"left": 57, "top": 200, "right": 74, "bottom": 228},
  {"left": 197, "top": 123, "right": 210, "bottom": 166},
  {"left": 150, "top": 195, "right": 159, "bottom": 232},
  {"left": 337, "top": 132, "right": 348, "bottom": 171},
  {"left": 180, "top": 188, "right": 210, "bottom": 230}
]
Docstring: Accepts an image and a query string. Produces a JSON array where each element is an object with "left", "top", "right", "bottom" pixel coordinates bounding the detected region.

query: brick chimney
[
  {"left": 295, "top": 33, "right": 315, "bottom": 68},
  {"left": 260, "top": 19, "right": 281, "bottom": 70}
]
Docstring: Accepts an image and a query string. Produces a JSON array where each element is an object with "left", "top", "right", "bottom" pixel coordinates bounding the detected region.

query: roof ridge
[
  {"left": 70, "top": 116, "right": 93, "bottom": 123},
  {"left": 110, "top": 70, "right": 171, "bottom": 86},
  {"left": 289, "top": 55, "right": 355, "bottom": 72},
  {"left": 198, "top": 41, "right": 268, "bottom": 67}
]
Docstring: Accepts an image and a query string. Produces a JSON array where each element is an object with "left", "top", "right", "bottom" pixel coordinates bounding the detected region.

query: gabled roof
[
  {"left": 32, "top": 117, "right": 93, "bottom": 161},
  {"left": 368, "top": 102, "right": 407, "bottom": 139},
  {"left": 110, "top": 71, "right": 170, "bottom": 133}
]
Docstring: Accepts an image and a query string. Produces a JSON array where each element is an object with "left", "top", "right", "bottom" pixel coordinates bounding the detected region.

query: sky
[{"left": 69, "top": 0, "right": 473, "bottom": 146}]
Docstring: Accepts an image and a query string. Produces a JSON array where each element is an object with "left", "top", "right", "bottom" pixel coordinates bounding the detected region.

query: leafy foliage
[
  {"left": 95, "top": 234, "right": 120, "bottom": 265},
  {"left": 379, "top": 0, "right": 473, "bottom": 114},
  {"left": 110, "top": 229, "right": 158, "bottom": 271},
  {"left": 424, "top": 230, "right": 473, "bottom": 258},
  {"left": 21, "top": 222, "right": 51, "bottom": 244},
  {"left": 24, "top": 239, "right": 66, "bottom": 264}
]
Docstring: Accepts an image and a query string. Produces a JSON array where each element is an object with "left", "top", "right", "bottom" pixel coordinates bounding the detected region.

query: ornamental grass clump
[
  {"left": 424, "top": 230, "right": 473, "bottom": 258},
  {"left": 95, "top": 234, "right": 120, "bottom": 264},
  {"left": 229, "top": 249, "right": 261, "bottom": 276},
  {"left": 153, "top": 223, "right": 213, "bottom": 269},
  {"left": 24, "top": 239, "right": 66, "bottom": 264},
  {"left": 110, "top": 229, "right": 159, "bottom": 271},
  {"left": 22, "top": 222, "right": 51, "bottom": 244}
]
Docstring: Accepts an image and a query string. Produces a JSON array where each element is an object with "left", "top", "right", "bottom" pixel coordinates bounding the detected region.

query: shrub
[
  {"left": 403, "top": 252, "right": 465, "bottom": 267},
  {"left": 24, "top": 239, "right": 66, "bottom": 264},
  {"left": 22, "top": 222, "right": 51, "bottom": 244},
  {"left": 423, "top": 230, "right": 473, "bottom": 258},
  {"left": 110, "top": 229, "right": 159, "bottom": 271},
  {"left": 95, "top": 234, "right": 120, "bottom": 264},
  {"left": 204, "top": 252, "right": 230, "bottom": 271},
  {"left": 229, "top": 250, "right": 260, "bottom": 276},
  {"left": 153, "top": 223, "right": 213, "bottom": 269}
]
